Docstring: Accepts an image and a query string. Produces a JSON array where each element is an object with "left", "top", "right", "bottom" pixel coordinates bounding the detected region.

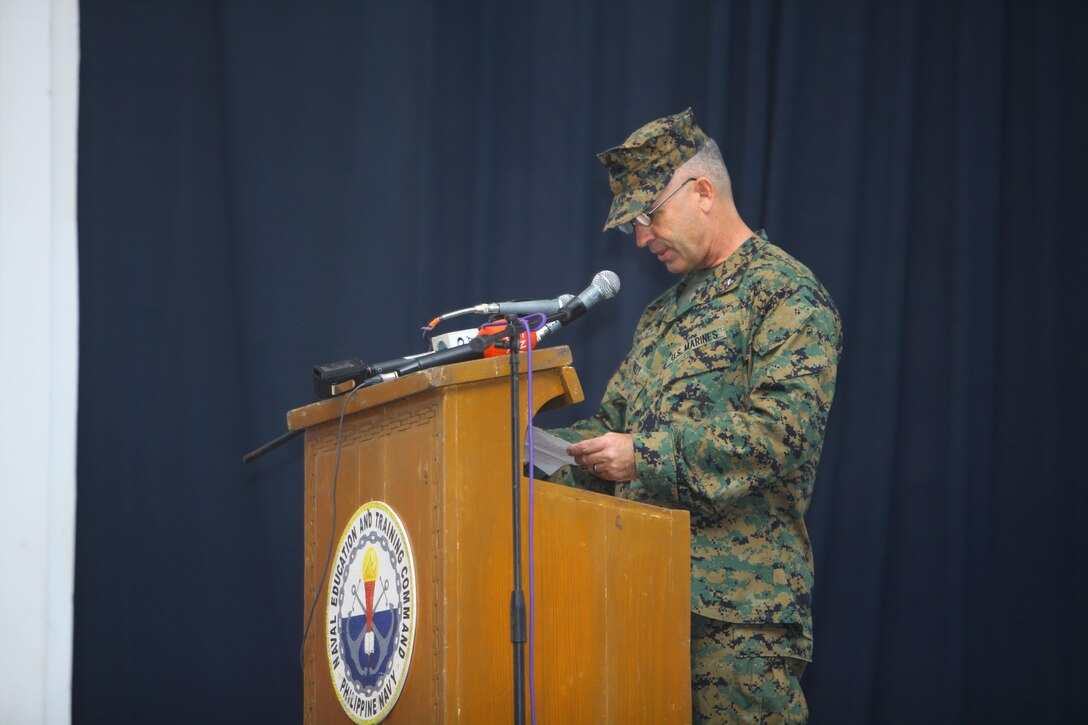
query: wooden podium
[{"left": 288, "top": 346, "right": 691, "bottom": 723}]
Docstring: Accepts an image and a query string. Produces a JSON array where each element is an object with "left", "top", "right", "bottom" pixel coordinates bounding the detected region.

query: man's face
[{"left": 632, "top": 178, "right": 708, "bottom": 274}]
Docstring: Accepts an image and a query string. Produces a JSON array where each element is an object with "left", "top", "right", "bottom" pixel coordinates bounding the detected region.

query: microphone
[
  {"left": 552, "top": 270, "right": 621, "bottom": 324},
  {"left": 479, "top": 271, "right": 622, "bottom": 351},
  {"left": 471, "top": 293, "right": 574, "bottom": 317},
  {"left": 532, "top": 318, "right": 565, "bottom": 343},
  {"left": 364, "top": 351, "right": 434, "bottom": 379},
  {"left": 366, "top": 327, "right": 507, "bottom": 379},
  {"left": 352, "top": 273, "right": 620, "bottom": 385}
]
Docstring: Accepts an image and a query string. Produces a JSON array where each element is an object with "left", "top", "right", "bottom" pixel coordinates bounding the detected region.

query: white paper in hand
[{"left": 523, "top": 426, "right": 576, "bottom": 476}]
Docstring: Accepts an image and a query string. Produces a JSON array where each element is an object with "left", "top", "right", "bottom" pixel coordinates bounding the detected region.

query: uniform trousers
[{"left": 691, "top": 613, "right": 809, "bottom": 724}]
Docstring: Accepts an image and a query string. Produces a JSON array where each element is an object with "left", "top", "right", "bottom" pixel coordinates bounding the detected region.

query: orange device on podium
[{"left": 287, "top": 345, "right": 691, "bottom": 723}]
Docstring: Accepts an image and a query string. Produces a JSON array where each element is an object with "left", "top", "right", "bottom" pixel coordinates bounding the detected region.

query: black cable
[{"left": 298, "top": 383, "right": 365, "bottom": 671}]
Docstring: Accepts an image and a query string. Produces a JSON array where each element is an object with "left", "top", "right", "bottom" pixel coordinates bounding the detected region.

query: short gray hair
[{"left": 675, "top": 138, "right": 732, "bottom": 200}]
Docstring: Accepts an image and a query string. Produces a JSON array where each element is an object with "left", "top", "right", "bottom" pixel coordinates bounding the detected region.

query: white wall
[{"left": 0, "top": 0, "right": 80, "bottom": 723}]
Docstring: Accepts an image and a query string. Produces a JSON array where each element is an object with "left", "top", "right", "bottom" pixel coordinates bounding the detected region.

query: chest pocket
[
  {"left": 630, "top": 312, "right": 750, "bottom": 421},
  {"left": 668, "top": 298, "right": 751, "bottom": 379}
]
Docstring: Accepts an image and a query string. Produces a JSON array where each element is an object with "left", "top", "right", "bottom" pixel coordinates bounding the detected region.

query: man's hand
[{"left": 567, "top": 432, "right": 636, "bottom": 482}]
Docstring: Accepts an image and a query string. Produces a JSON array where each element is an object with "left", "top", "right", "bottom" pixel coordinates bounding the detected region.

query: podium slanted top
[{"left": 286, "top": 344, "right": 580, "bottom": 431}]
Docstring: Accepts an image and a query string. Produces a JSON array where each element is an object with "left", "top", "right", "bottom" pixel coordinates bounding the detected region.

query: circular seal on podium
[{"left": 326, "top": 501, "right": 416, "bottom": 724}]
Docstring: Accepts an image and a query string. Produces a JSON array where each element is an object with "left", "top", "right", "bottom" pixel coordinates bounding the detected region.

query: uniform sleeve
[
  {"left": 548, "top": 365, "right": 628, "bottom": 441},
  {"left": 631, "top": 290, "right": 842, "bottom": 511},
  {"left": 543, "top": 356, "right": 633, "bottom": 494}
]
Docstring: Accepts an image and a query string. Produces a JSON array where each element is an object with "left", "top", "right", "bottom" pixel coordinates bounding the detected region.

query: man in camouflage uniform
[{"left": 547, "top": 109, "right": 842, "bottom": 723}]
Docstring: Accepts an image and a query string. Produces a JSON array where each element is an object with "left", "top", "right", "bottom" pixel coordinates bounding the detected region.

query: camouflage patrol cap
[{"left": 596, "top": 107, "right": 709, "bottom": 231}]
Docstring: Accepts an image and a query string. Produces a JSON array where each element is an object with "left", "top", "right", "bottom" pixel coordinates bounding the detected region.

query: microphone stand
[{"left": 506, "top": 314, "right": 528, "bottom": 725}]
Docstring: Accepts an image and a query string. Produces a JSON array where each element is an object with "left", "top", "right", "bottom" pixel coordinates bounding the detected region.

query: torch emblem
[{"left": 362, "top": 548, "right": 379, "bottom": 657}]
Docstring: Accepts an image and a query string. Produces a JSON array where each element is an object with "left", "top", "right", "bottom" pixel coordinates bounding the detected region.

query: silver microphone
[
  {"left": 472, "top": 293, "right": 575, "bottom": 317},
  {"left": 553, "top": 271, "right": 621, "bottom": 324}
]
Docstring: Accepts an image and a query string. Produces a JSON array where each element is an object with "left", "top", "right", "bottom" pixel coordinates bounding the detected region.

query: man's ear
[{"left": 694, "top": 177, "right": 716, "bottom": 211}]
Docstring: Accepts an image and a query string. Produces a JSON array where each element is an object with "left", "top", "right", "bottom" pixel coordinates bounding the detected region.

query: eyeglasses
[{"left": 617, "top": 177, "right": 697, "bottom": 234}]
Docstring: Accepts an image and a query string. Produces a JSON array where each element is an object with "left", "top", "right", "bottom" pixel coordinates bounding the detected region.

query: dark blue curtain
[{"left": 75, "top": 1, "right": 1088, "bottom": 722}]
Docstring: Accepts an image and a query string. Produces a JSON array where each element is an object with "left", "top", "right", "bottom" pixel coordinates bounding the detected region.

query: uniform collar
[{"left": 673, "top": 230, "right": 768, "bottom": 315}]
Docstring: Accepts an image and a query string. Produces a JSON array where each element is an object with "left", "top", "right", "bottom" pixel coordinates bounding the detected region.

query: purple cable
[{"left": 520, "top": 312, "right": 546, "bottom": 725}]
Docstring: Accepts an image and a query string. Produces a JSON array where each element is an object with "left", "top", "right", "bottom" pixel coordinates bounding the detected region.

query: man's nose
[{"left": 634, "top": 224, "right": 654, "bottom": 248}]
